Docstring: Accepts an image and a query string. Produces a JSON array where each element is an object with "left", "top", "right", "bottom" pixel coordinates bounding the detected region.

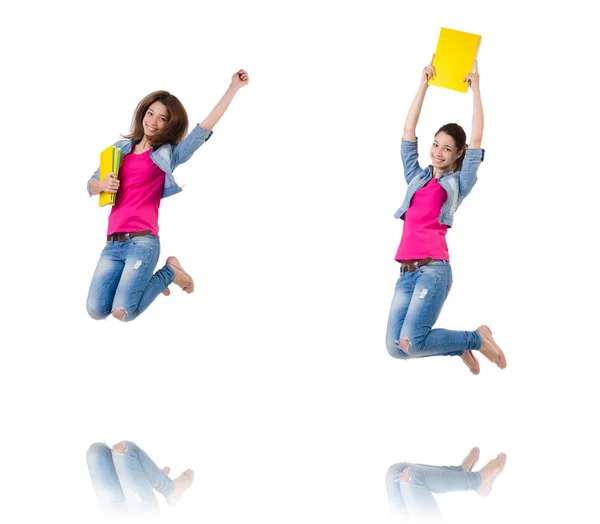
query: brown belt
[
  {"left": 399, "top": 257, "right": 433, "bottom": 273},
  {"left": 107, "top": 230, "right": 152, "bottom": 242}
]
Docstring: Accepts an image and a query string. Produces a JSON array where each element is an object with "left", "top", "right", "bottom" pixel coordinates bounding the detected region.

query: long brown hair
[
  {"left": 435, "top": 123, "right": 467, "bottom": 172},
  {"left": 124, "top": 90, "right": 189, "bottom": 148}
]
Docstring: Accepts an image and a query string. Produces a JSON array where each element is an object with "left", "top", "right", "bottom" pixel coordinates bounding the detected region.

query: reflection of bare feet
[
  {"left": 477, "top": 326, "right": 506, "bottom": 369},
  {"left": 461, "top": 447, "right": 480, "bottom": 472},
  {"left": 477, "top": 453, "right": 507, "bottom": 497},
  {"left": 166, "top": 469, "right": 194, "bottom": 506},
  {"left": 162, "top": 466, "right": 171, "bottom": 475},
  {"left": 461, "top": 351, "right": 480, "bottom": 375},
  {"left": 166, "top": 256, "right": 194, "bottom": 293}
]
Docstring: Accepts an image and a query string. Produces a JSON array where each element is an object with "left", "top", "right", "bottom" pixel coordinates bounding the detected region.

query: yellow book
[
  {"left": 428, "top": 27, "right": 481, "bottom": 93},
  {"left": 98, "top": 145, "right": 122, "bottom": 207}
]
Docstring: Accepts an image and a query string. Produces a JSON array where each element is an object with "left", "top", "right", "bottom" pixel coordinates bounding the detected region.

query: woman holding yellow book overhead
[
  {"left": 86, "top": 70, "right": 249, "bottom": 322},
  {"left": 385, "top": 58, "right": 506, "bottom": 374}
]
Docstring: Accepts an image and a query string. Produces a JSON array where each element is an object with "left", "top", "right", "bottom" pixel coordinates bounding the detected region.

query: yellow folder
[
  {"left": 98, "top": 145, "right": 122, "bottom": 207},
  {"left": 429, "top": 27, "right": 481, "bottom": 93}
]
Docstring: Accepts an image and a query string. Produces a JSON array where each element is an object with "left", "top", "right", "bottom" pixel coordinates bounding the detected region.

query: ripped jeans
[
  {"left": 385, "top": 261, "right": 482, "bottom": 358},
  {"left": 86, "top": 234, "right": 175, "bottom": 322},
  {"left": 386, "top": 461, "right": 482, "bottom": 518},
  {"left": 86, "top": 441, "right": 175, "bottom": 517}
]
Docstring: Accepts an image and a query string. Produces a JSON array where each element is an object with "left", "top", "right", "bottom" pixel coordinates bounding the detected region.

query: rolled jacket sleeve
[
  {"left": 87, "top": 168, "right": 100, "bottom": 197},
  {"left": 172, "top": 125, "right": 213, "bottom": 168},
  {"left": 458, "top": 147, "right": 485, "bottom": 199},
  {"left": 401, "top": 139, "right": 423, "bottom": 184}
]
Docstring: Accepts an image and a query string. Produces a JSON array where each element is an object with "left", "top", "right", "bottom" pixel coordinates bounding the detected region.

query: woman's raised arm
[
  {"left": 464, "top": 61, "right": 483, "bottom": 149},
  {"left": 199, "top": 69, "right": 249, "bottom": 131},
  {"left": 403, "top": 56, "right": 435, "bottom": 141}
]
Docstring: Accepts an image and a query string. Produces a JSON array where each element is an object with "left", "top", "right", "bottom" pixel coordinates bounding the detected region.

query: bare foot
[
  {"left": 461, "top": 447, "right": 480, "bottom": 472},
  {"left": 162, "top": 287, "right": 171, "bottom": 296},
  {"left": 461, "top": 350, "right": 480, "bottom": 375},
  {"left": 166, "top": 469, "right": 194, "bottom": 506},
  {"left": 162, "top": 466, "right": 170, "bottom": 475},
  {"left": 477, "top": 453, "right": 507, "bottom": 497},
  {"left": 166, "top": 256, "right": 194, "bottom": 293},
  {"left": 477, "top": 326, "right": 506, "bottom": 369}
]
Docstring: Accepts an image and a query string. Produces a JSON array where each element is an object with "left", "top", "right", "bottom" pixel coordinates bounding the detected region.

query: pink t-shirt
[
  {"left": 107, "top": 149, "right": 165, "bottom": 236},
  {"left": 395, "top": 177, "right": 450, "bottom": 261}
]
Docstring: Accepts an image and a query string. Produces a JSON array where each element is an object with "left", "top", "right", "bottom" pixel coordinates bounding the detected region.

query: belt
[
  {"left": 107, "top": 230, "right": 152, "bottom": 242},
  {"left": 399, "top": 257, "right": 433, "bottom": 273}
]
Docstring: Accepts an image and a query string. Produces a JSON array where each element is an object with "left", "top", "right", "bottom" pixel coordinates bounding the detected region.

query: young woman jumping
[
  {"left": 385, "top": 59, "right": 506, "bottom": 374},
  {"left": 86, "top": 70, "right": 249, "bottom": 322}
]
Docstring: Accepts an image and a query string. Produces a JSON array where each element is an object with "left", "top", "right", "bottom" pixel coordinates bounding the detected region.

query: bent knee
[
  {"left": 400, "top": 465, "right": 426, "bottom": 485},
  {"left": 112, "top": 441, "right": 132, "bottom": 454},
  {"left": 112, "top": 308, "right": 127, "bottom": 322},
  {"left": 387, "top": 462, "right": 409, "bottom": 483},
  {"left": 399, "top": 337, "right": 426, "bottom": 356},
  {"left": 87, "top": 442, "right": 110, "bottom": 457},
  {"left": 399, "top": 338, "right": 411, "bottom": 355},
  {"left": 399, "top": 466, "right": 412, "bottom": 483},
  {"left": 87, "top": 442, "right": 111, "bottom": 463},
  {"left": 386, "top": 339, "right": 410, "bottom": 359},
  {"left": 87, "top": 302, "right": 109, "bottom": 320}
]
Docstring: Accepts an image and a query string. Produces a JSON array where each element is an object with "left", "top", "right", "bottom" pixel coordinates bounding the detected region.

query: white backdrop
[{"left": 1, "top": 0, "right": 597, "bottom": 522}]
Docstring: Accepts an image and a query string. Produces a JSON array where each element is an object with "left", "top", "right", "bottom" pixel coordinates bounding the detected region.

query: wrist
[{"left": 90, "top": 180, "right": 102, "bottom": 195}]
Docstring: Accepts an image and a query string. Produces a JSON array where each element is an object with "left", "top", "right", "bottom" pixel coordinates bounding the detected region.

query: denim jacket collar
[
  {"left": 394, "top": 139, "right": 485, "bottom": 228},
  {"left": 87, "top": 125, "right": 213, "bottom": 199}
]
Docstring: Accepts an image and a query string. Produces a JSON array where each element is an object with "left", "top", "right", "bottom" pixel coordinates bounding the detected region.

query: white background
[{"left": 1, "top": 0, "right": 598, "bottom": 522}]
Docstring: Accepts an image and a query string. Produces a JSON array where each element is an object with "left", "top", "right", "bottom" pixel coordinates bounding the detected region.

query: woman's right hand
[
  {"left": 101, "top": 173, "right": 120, "bottom": 193},
  {"left": 231, "top": 69, "right": 249, "bottom": 91},
  {"left": 463, "top": 60, "right": 480, "bottom": 92},
  {"left": 421, "top": 55, "right": 436, "bottom": 86}
]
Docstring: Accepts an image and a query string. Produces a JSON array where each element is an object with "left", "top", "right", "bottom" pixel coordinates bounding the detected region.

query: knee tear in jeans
[
  {"left": 399, "top": 338, "right": 411, "bottom": 355},
  {"left": 112, "top": 308, "right": 127, "bottom": 321},
  {"left": 112, "top": 441, "right": 127, "bottom": 455},
  {"left": 399, "top": 467, "right": 411, "bottom": 483},
  {"left": 418, "top": 288, "right": 428, "bottom": 299},
  {"left": 132, "top": 260, "right": 142, "bottom": 270}
]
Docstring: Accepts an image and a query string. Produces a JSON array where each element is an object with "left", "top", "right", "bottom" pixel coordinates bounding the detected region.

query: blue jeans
[
  {"left": 386, "top": 462, "right": 482, "bottom": 518},
  {"left": 385, "top": 261, "right": 482, "bottom": 358},
  {"left": 86, "top": 441, "right": 174, "bottom": 517},
  {"left": 86, "top": 235, "right": 175, "bottom": 322}
]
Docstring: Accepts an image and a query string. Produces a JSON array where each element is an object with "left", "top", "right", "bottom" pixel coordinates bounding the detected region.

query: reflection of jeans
[
  {"left": 86, "top": 235, "right": 175, "bottom": 322},
  {"left": 386, "top": 462, "right": 482, "bottom": 519},
  {"left": 385, "top": 261, "right": 482, "bottom": 358},
  {"left": 86, "top": 442, "right": 174, "bottom": 517}
]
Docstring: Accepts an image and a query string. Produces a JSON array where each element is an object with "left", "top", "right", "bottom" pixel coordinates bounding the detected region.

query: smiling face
[
  {"left": 430, "top": 132, "right": 462, "bottom": 173},
  {"left": 142, "top": 101, "right": 169, "bottom": 137},
  {"left": 127, "top": 91, "right": 189, "bottom": 148}
]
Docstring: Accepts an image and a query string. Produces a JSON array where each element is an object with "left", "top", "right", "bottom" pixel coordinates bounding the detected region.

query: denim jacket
[
  {"left": 87, "top": 125, "right": 213, "bottom": 198},
  {"left": 394, "top": 139, "right": 485, "bottom": 227}
]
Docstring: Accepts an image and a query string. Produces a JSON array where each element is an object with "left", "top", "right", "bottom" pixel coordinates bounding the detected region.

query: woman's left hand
[
  {"left": 231, "top": 69, "right": 249, "bottom": 90},
  {"left": 463, "top": 60, "right": 480, "bottom": 92}
]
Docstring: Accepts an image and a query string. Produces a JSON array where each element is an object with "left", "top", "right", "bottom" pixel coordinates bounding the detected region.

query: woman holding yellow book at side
[
  {"left": 385, "top": 58, "right": 506, "bottom": 374},
  {"left": 86, "top": 70, "right": 249, "bottom": 322}
]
